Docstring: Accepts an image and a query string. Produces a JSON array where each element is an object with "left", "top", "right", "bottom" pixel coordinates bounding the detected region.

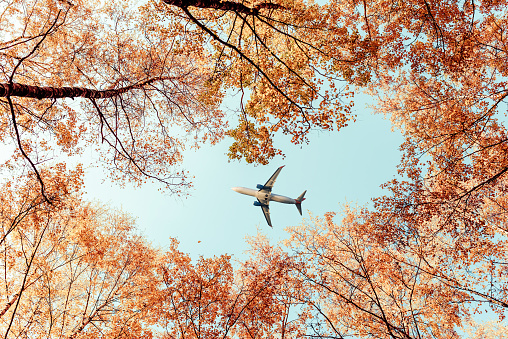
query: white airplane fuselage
[{"left": 232, "top": 187, "right": 296, "bottom": 205}]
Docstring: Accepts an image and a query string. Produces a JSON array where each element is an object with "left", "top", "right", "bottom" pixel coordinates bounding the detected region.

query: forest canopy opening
[{"left": 2, "top": 0, "right": 508, "bottom": 337}]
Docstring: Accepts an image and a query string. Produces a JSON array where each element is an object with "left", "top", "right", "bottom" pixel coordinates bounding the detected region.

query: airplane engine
[
  {"left": 256, "top": 184, "right": 265, "bottom": 189},
  {"left": 253, "top": 201, "right": 262, "bottom": 206}
]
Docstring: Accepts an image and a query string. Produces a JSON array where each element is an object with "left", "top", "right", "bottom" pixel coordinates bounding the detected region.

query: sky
[{"left": 82, "top": 92, "right": 404, "bottom": 260}]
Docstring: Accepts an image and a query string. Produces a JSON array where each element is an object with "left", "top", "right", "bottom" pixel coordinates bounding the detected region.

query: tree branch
[
  {"left": 0, "top": 77, "right": 173, "bottom": 100},
  {"left": 163, "top": 0, "right": 284, "bottom": 15},
  {"left": 7, "top": 95, "right": 51, "bottom": 203}
]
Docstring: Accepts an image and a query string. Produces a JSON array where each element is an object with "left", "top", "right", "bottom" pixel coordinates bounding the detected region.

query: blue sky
[{"left": 83, "top": 92, "right": 404, "bottom": 259}]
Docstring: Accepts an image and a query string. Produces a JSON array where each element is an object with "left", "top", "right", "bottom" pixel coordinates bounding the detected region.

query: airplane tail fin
[{"left": 295, "top": 190, "right": 307, "bottom": 215}]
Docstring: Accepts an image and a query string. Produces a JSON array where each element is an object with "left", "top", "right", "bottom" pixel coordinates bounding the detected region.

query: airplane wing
[
  {"left": 261, "top": 166, "right": 284, "bottom": 192},
  {"left": 260, "top": 203, "right": 272, "bottom": 227}
]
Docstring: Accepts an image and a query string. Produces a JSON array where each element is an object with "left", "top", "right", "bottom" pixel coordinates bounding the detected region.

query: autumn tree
[
  {"left": 1, "top": 0, "right": 362, "bottom": 202},
  {"left": 282, "top": 211, "right": 472, "bottom": 339},
  {"left": 1, "top": 0, "right": 228, "bottom": 199},
  {"left": 324, "top": 0, "right": 508, "bottom": 232},
  {"left": 0, "top": 169, "right": 162, "bottom": 338},
  {"left": 334, "top": 0, "right": 508, "bottom": 327},
  {"left": 251, "top": 197, "right": 506, "bottom": 339},
  {"left": 144, "top": 0, "right": 360, "bottom": 164},
  {"left": 152, "top": 236, "right": 309, "bottom": 339}
]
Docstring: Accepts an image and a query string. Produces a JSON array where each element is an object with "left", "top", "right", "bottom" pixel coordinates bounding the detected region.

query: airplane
[{"left": 231, "top": 166, "right": 306, "bottom": 227}]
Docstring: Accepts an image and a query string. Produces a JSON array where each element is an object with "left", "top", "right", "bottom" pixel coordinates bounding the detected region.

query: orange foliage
[
  {"left": 242, "top": 0, "right": 508, "bottom": 336},
  {"left": 3, "top": 0, "right": 508, "bottom": 337},
  {"left": 0, "top": 171, "right": 312, "bottom": 338},
  {"left": 152, "top": 237, "right": 310, "bottom": 339},
  {"left": 0, "top": 170, "right": 159, "bottom": 338},
  {"left": 1, "top": 0, "right": 359, "bottom": 199},
  {"left": 249, "top": 0, "right": 508, "bottom": 336}
]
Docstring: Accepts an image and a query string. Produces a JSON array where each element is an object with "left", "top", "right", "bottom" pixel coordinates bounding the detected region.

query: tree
[
  {"left": 327, "top": 0, "right": 508, "bottom": 231},
  {"left": 339, "top": 0, "right": 508, "bottom": 328},
  {"left": 1, "top": 0, "right": 361, "bottom": 201},
  {"left": 0, "top": 169, "right": 160, "bottom": 338},
  {"left": 279, "top": 210, "right": 488, "bottom": 339},
  {"left": 145, "top": 0, "right": 359, "bottom": 164},
  {"left": 1, "top": 0, "right": 227, "bottom": 199},
  {"left": 152, "top": 236, "right": 309, "bottom": 339},
  {"left": 263, "top": 196, "right": 508, "bottom": 339}
]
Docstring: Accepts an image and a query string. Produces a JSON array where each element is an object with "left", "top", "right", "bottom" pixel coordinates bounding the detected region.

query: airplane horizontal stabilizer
[
  {"left": 296, "top": 190, "right": 307, "bottom": 202},
  {"left": 296, "top": 203, "right": 302, "bottom": 215},
  {"left": 295, "top": 190, "right": 307, "bottom": 215}
]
